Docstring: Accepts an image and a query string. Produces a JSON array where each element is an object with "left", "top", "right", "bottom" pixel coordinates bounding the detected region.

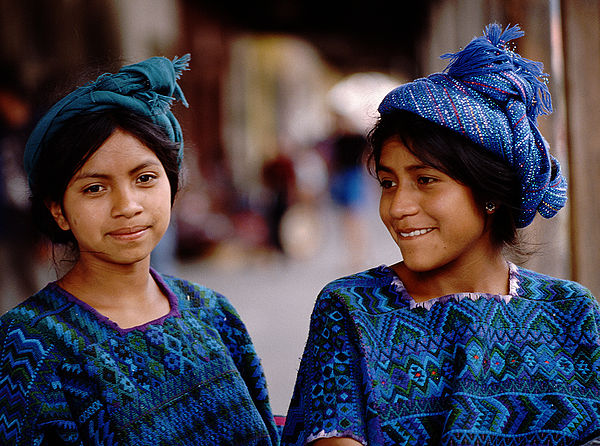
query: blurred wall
[
  {"left": 561, "top": 0, "right": 600, "bottom": 296},
  {"left": 0, "top": 0, "right": 122, "bottom": 101}
]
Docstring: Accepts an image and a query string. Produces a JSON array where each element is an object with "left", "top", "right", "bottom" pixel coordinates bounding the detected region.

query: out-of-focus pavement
[{"left": 178, "top": 183, "right": 400, "bottom": 415}]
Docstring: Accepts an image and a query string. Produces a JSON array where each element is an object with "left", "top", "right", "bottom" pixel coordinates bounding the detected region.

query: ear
[{"left": 47, "top": 201, "right": 71, "bottom": 231}]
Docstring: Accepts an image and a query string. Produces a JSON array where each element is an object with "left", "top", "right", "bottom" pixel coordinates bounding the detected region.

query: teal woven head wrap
[
  {"left": 24, "top": 54, "right": 190, "bottom": 187},
  {"left": 378, "top": 24, "right": 567, "bottom": 228}
]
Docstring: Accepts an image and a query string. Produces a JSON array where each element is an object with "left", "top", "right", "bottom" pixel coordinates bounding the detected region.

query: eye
[
  {"left": 137, "top": 173, "right": 158, "bottom": 184},
  {"left": 417, "top": 176, "right": 437, "bottom": 186},
  {"left": 83, "top": 184, "right": 105, "bottom": 194},
  {"left": 378, "top": 178, "right": 397, "bottom": 189}
]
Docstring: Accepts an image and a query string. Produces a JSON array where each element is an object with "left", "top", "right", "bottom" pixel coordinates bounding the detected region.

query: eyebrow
[
  {"left": 376, "top": 163, "right": 433, "bottom": 175},
  {"left": 72, "top": 159, "right": 162, "bottom": 182}
]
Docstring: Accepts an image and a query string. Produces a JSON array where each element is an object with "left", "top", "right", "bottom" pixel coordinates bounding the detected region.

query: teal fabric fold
[{"left": 24, "top": 54, "right": 190, "bottom": 186}]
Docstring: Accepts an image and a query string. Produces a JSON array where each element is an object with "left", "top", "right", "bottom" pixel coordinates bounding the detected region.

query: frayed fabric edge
[
  {"left": 307, "top": 430, "right": 368, "bottom": 445},
  {"left": 390, "top": 262, "right": 519, "bottom": 311}
]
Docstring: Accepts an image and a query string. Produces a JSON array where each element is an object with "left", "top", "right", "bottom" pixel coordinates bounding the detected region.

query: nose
[
  {"left": 387, "top": 187, "right": 419, "bottom": 219},
  {"left": 111, "top": 185, "right": 143, "bottom": 218}
]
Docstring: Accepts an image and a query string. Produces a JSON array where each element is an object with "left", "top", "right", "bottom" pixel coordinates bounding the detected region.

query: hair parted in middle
[{"left": 30, "top": 108, "right": 181, "bottom": 247}]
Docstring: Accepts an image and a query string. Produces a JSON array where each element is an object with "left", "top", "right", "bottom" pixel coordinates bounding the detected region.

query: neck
[
  {"left": 394, "top": 249, "right": 509, "bottom": 303},
  {"left": 57, "top": 256, "right": 170, "bottom": 328},
  {"left": 59, "top": 257, "right": 152, "bottom": 301}
]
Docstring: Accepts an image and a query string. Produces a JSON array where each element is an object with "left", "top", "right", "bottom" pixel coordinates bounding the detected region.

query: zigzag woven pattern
[
  {"left": 281, "top": 265, "right": 600, "bottom": 445},
  {"left": 0, "top": 273, "right": 277, "bottom": 445}
]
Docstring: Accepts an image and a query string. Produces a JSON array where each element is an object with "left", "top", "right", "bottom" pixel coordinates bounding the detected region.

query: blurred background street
[
  {"left": 1, "top": 0, "right": 599, "bottom": 416},
  {"left": 179, "top": 189, "right": 400, "bottom": 413}
]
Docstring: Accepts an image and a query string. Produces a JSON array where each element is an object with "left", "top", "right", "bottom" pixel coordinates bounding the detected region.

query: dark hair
[
  {"left": 30, "top": 108, "right": 181, "bottom": 246},
  {"left": 367, "top": 110, "right": 522, "bottom": 251}
]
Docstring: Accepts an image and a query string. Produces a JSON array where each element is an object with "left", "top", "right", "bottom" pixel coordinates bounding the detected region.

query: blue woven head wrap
[
  {"left": 378, "top": 24, "right": 567, "bottom": 228},
  {"left": 24, "top": 54, "right": 190, "bottom": 187}
]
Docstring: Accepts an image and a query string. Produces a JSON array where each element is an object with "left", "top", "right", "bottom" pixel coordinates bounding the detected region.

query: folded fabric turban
[
  {"left": 24, "top": 54, "right": 190, "bottom": 187},
  {"left": 378, "top": 24, "right": 567, "bottom": 228}
]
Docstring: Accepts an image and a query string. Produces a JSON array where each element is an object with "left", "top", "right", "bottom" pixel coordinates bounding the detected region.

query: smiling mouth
[{"left": 399, "top": 228, "right": 434, "bottom": 238}]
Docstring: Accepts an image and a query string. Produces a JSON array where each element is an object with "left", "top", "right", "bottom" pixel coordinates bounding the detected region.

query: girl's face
[
  {"left": 378, "top": 139, "right": 493, "bottom": 274},
  {"left": 49, "top": 129, "right": 172, "bottom": 268}
]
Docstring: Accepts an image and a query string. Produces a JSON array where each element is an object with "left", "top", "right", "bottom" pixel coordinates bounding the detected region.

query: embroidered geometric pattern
[
  {"left": 0, "top": 273, "right": 278, "bottom": 445},
  {"left": 282, "top": 265, "right": 600, "bottom": 446}
]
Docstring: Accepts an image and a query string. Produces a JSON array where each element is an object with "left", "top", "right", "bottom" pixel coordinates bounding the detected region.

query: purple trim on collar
[
  {"left": 383, "top": 262, "right": 519, "bottom": 311},
  {"left": 49, "top": 268, "right": 181, "bottom": 335}
]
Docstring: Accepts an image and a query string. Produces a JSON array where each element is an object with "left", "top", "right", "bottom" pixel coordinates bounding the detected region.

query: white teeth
[{"left": 400, "top": 228, "right": 433, "bottom": 238}]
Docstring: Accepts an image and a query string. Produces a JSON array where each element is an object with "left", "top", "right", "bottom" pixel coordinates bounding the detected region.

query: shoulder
[
  {"left": 156, "top": 273, "right": 234, "bottom": 312},
  {"left": 0, "top": 283, "right": 69, "bottom": 337},
  {"left": 0, "top": 296, "right": 51, "bottom": 362},
  {"left": 316, "top": 265, "right": 403, "bottom": 315},
  {"left": 516, "top": 266, "right": 595, "bottom": 302},
  {"left": 155, "top": 272, "right": 244, "bottom": 327},
  {"left": 0, "top": 284, "right": 121, "bottom": 367},
  {"left": 321, "top": 266, "right": 391, "bottom": 293},
  {"left": 0, "top": 287, "right": 66, "bottom": 407}
]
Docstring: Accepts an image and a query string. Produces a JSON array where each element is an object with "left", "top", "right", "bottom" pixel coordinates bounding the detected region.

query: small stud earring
[{"left": 485, "top": 201, "right": 497, "bottom": 213}]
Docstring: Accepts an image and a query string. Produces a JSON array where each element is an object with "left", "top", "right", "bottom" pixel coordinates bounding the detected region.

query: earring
[{"left": 485, "top": 201, "right": 497, "bottom": 213}]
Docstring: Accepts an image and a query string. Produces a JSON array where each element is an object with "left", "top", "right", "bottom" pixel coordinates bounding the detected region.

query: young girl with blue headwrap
[
  {"left": 282, "top": 24, "right": 600, "bottom": 445},
  {"left": 0, "top": 55, "right": 279, "bottom": 445}
]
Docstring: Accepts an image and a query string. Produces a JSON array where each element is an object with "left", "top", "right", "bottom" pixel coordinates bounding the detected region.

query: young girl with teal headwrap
[
  {"left": 0, "top": 55, "right": 279, "bottom": 445},
  {"left": 282, "top": 24, "right": 600, "bottom": 445}
]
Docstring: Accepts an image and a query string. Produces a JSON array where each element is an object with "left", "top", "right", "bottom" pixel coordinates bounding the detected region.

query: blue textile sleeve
[
  {"left": 0, "top": 317, "right": 81, "bottom": 445},
  {"left": 213, "top": 294, "right": 280, "bottom": 445},
  {"left": 281, "top": 290, "right": 368, "bottom": 446}
]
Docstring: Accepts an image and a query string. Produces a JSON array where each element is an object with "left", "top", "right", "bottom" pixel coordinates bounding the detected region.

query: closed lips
[{"left": 109, "top": 226, "right": 149, "bottom": 236}]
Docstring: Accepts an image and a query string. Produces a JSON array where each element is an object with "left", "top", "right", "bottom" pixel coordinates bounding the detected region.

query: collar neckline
[
  {"left": 383, "top": 262, "right": 519, "bottom": 310},
  {"left": 50, "top": 267, "right": 181, "bottom": 335}
]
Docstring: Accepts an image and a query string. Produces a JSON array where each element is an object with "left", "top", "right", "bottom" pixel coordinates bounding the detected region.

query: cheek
[
  {"left": 152, "top": 185, "right": 173, "bottom": 221},
  {"left": 459, "top": 196, "right": 486, "bottom": 229},
  {"left": 69, "top": 216, "right": 80, "bottom": 229},
  {"left": 67, "top": 212, "right": 95, "bottom": 238},
  {"left": 378, "top": 195, "right": 390, "bottom": 223},
  {"left": 439, "top": 193, "right": 485, "bottom": 236},
  {"left": 433, "top": 189, "right": 476, "bottom": 217}
]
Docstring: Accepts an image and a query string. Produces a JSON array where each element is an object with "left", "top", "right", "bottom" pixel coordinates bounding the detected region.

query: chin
[
  {"left": 106, "top": 250, "right": 152, "bottom": 266},
  {"left": 403, "top": 263, "right": 434, "bottom": 274},
  {"left": 400, "top": 256, "right": 445, "bottom": 274}
]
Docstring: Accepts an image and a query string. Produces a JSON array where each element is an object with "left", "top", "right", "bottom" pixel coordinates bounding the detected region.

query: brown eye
[
  {"left": 417, "top": 176, "right": 436, "bottom": 185},
  {"left": 379, "top": 179, "right": 396, "bottom": 189},
  {"left": 137, "top": 174, "right": 157, "bottom": 184},
  {"left": 84, "top": 184, "right": 104, "bottom": 194}
]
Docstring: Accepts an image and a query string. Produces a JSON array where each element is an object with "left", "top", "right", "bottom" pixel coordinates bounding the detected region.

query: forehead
[
  {"left": 80, "top": 129, "right": 160, "bottom": 171},
  {"left": 378, "top": 139, "right": 424, "bottom": 169}
]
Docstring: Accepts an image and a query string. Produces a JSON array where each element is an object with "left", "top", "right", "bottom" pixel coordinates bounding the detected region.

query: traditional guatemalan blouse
[
  {"left": 0, "top": 270, "right": 279, "bottom": 445},
  {"left": 282, "top": 263, "right": 600, "bottom": 445}
]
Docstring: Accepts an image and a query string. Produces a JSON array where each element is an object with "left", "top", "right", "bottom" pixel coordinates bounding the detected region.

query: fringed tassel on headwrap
[
  {"left": 171, "top": 54, "right": 191, "bottom": 107},
  {"left": 173, "top": 53, "right": 191, "bottom": 78},
  {"left": 441, "top": 23, "right": 552, "bottom": 120}
]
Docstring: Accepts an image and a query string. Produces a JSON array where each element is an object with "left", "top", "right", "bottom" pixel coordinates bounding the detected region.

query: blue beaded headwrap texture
[
  {"left": 24, "top": 54, "right": 191, "bottom": 187},
  {"left": 378, "top": 24, "right": 567, "bottom": 228}
]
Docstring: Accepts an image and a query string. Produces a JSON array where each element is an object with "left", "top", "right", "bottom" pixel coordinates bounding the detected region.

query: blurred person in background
[
  {"left": 261, "top": 153, "right": 297, "bottom": 253},
  {"left": 0, "top": 55, "right": 279, "bottom": 444},
  {"left": 0, "top": 63, "right": 39, "bottom": 310},
  {"left": 282, "top": 24, "right": 600, "bottom": 445},
  {"left": 323, "top": 126, "right": 368, "bottom": 268}
]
